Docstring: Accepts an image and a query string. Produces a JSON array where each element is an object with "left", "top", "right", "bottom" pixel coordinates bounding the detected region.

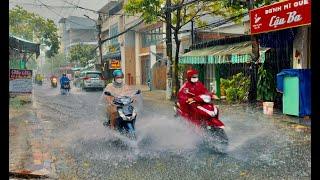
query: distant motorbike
[
  {"left": 35, "top": 74, "right": 43, "bottom": 85},
  {"left": 60, "top": 81, "right": 70, "bottom": 95},
  {"left": 104, "top": 90, "right": 141, "bottom": 140},
  {"left": 174, "top": 92, "right": 228, "bottom": 152},
  {"left": 51, "top": 77, "right": 58, "bottom": 88}
]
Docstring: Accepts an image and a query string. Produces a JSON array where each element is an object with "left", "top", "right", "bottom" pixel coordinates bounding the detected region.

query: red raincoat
[{"left": 177, "top": 69, "right": 214, "bottom": 124}]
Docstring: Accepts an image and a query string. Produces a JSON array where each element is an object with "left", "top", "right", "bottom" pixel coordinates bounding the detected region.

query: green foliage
[
  {"left": 125, "top": 0, "right": 246, "bottom": 26},
  {"left": 9, "top": 6, "right": 60, "bottom": 58},
  {"left": 125, "top": 0, "right": 280, "bottom": 27},
  {"left": 69, "top": 44, "right": 96, "bottom": 67},
  {"left": 43, "top": 53, "right": 68, "bottom": 74},
  {"left": 257, "top": 65, "right": 276, "bottom": 102},
  {"left": 225, "top": 87, "right": 237, "bottom": 103},
  {"left": 220, "top": 72, "right": 250, "bottom": 103},
  {"left": 220, "top": 78, "right": 230, "bottom": 96},
  {"left": 125, "top": 0, "right": 163, "bottom": 23}
]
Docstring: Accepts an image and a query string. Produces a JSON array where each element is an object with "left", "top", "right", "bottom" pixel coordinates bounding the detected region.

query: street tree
[
  {"left": 9, "top": 5, "right": 60, "bottom": 58},
  {"left": 69, "top": 44, "right": 96, "bottom": 67},
  {"left": 43, "top": 53, "right": 69, "bottom": 75},
  {"left": 125, "top": 0, "right": 246, "bottom": 99},
  {"left": 125, "top": 0, "right": 280, "bottom": 100}
]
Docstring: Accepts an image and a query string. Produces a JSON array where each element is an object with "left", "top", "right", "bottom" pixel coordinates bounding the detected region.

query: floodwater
[{"left": 31, "top": 82, "right": 310, "bottom": 179}]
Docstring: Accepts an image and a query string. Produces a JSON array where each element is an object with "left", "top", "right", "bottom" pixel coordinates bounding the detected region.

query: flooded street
[{"left": 25, "top": 82, "right": 311, "bottom": 179}]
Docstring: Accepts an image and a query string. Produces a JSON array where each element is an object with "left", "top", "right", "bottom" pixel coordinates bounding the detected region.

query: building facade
[
  {"left": 58, "top": 16, "right": 98, "bottom": 56},
  {"left": 99, "top": 0, "right": 167, "bottom": 89}
]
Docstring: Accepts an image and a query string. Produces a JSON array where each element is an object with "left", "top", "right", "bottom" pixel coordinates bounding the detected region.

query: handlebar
[{"left": 104, "top": 90, "right": 141, "bottom": 97}]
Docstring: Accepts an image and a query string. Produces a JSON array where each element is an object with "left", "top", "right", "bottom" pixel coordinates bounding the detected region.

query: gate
[
  {"left": 141, "top": 56, "right": 150, "bottom": 85},
  {"left": 152, "top": 61, "right": 167, "bottom": 90}
]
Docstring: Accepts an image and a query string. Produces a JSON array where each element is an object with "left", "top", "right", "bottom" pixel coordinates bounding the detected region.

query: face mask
[
  {"left": 115, "top": 78, "right": 123, "bottom": 84},
  {"left": 191, "top": 77, "right": 198, "bottom": 83}
]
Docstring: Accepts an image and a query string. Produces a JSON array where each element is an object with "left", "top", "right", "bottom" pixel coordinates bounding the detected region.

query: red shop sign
[{"left": 250, "top": 0, "right": 311, "bottom": 34}]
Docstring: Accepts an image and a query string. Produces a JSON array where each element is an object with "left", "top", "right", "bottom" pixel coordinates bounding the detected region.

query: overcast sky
[{"left": 9, "top": 0, "right": 109, "bottom": 24}]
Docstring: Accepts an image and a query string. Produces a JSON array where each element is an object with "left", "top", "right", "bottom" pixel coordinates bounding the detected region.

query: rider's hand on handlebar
[
  {"left": 212, "top": 94, "right": 220, "bottom": 100},
  {"left": 186, "top": 98, "right": 196, "bottom": 104}
]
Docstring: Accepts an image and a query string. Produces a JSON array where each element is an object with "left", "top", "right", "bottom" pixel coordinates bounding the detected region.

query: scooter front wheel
[
  {"left": 126, "top": 123, "right": 137, "bottom": 140},
  {"left": 206, "top": 128, "right": 228, "bottom": 154},
  {"left": 210, "top": 128, "right": 228, "bottom": 143}
]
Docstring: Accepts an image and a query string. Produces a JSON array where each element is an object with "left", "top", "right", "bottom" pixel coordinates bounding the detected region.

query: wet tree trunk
[
  {"left": 165, "top": 0, "right": 173, "bottom": 100},
  {"left": 247, "top": 0, "right": 260, "bottom": 103},
  {"left": 173, "top": 31, "right": 181, "bottom": 99},
  {"left": 172, "top": 6, "right": 182, "bottom": 99}
]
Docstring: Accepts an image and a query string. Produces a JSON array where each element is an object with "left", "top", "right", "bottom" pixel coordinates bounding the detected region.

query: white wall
[{"left": 135, "top": 32, "right": 141, "bottom": 85}]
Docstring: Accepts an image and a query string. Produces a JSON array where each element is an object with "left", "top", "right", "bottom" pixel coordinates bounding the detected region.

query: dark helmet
[
  {"left": 62, "top": 73, "right": 66, "bottom": 76},
  {"left": 112, "top": 69, "right": 123, "bottom": 78}
]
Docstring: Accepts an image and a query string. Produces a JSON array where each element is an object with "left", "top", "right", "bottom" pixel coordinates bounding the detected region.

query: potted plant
[{"left": 257, "top": 65, "right": 276, "bottom": 115}]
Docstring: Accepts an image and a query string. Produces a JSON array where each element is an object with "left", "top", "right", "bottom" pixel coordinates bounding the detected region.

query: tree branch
[{"left": 180, "top": 7, "right": 203, "bottom": 28}]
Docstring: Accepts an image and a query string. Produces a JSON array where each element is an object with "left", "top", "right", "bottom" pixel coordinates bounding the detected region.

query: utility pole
[
  {"left": 247, "top": 0, "right": 259, "bottom": 103},
  {"left": 97, "top": 14, "right": 103, "bottom": 73},
  {"left": 85, "top": 14, "right": 103, "bottom": 74},
  {"left": 165, "top": 0, "right": 173, "bottom": 100}
]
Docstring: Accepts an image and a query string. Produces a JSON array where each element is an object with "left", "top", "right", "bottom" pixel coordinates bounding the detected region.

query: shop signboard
[
  {"left": 250, "top": 0, "right": 311, "bottom": 34},
  {"left": 9, "top": 69, "right": 33, "bottom": 94},
  {"left": 109, "top": 59, "right": 121, "bottom": 69}
]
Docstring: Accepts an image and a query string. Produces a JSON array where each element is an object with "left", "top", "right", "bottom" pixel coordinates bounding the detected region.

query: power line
[
  {"left": 36, "top": 0, "right": 96, "bottom": 28},
  {"left": 60, "top": 2, "right": 76, "bottom": 17},
  {"left": 101, "top": 19, "right": 143, "bottom": 44},
  {"left": 127, "top": 12, "right": 247, "bottom": 35},
  {"left": 61, "top": 0, "right": 123, "bottom": 16},
  {"left": 9, "top": 2, "right": 75, "bottom": 8},
  {"left": 71, "top": 0, "right": 80, "bottom": 15},
  {"left": 165, "top": 0, "right": 203, "bottom": 10},
  {"left": 180, "top": 12, "right": 248, "bottom": 33},
  {"left": 91, "top": 19, "right": 144, "bottom": 53}
]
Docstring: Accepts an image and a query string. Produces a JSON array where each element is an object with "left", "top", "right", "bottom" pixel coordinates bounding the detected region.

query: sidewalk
[
  {"left": 132, "top": 85, "right": 168, "bottom": 102},
  {"left": 131, "top": 86, "right": 310, "bottom": 127},
  {"left": 9, "top": 97, "right": 57, "bottom": 179}
]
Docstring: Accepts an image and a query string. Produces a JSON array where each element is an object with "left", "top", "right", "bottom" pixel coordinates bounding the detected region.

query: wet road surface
[{"left": 33, "top": 82, "right": 310, "bottom": 179}]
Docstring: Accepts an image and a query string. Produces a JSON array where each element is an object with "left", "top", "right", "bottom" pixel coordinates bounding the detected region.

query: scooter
[
  {"left": 174, "top": 91, "right": 228, "bottom": 152},
  {"left": 60, "top": 81, "right": 70, "bottom": 95},
  {"left": 51, "top": 77, "right": 58, "bottom": 88},
  {"left": 104, "top": 90, "right": 141, "bottom": 140}
]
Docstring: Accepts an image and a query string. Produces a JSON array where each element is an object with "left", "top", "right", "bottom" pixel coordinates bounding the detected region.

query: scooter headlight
[
  {"left": 200, "top": 95, "right": 211, "bottom": 103},
  {"left": 118, "top": 110, "right": 127, "bottom": 120}
]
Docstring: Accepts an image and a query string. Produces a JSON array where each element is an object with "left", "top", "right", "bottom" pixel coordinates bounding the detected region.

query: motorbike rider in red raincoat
[{"left": 177, "top": 69, "right": 219, "bottom": 126}]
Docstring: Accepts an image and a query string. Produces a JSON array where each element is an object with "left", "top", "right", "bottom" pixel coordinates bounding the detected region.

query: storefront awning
[
  {"left": 180, "top": 41, "right": 270, "bottom": 64},
  {"left": 9, "top": 34, "right": 40, "bottom": 58}
]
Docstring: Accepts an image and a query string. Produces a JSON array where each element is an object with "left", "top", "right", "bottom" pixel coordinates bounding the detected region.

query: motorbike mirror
[
  {"left": 104, "top": 91, "right": 112, "bottom": 96},
  {"left": 135, "top": 90, "right": 141, "bottom": 95}
]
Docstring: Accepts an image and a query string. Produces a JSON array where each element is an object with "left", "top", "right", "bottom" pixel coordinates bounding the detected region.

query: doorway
[{"left": 141, "top": 56, "right": 150, "bottom": 85}]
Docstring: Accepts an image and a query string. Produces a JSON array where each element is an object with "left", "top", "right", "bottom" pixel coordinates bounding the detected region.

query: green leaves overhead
[
  {"left": 125, "top": 0, "right": 164, "bottom": 23},
  {"left": 69, "top": 44, "right": 96, "bottom": 67},
  {"left": 9, "top": 5, "right": 60, "bottom": 58},
  {"left": 125, "top": 0, "right": 248, "bottom": 29}
]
